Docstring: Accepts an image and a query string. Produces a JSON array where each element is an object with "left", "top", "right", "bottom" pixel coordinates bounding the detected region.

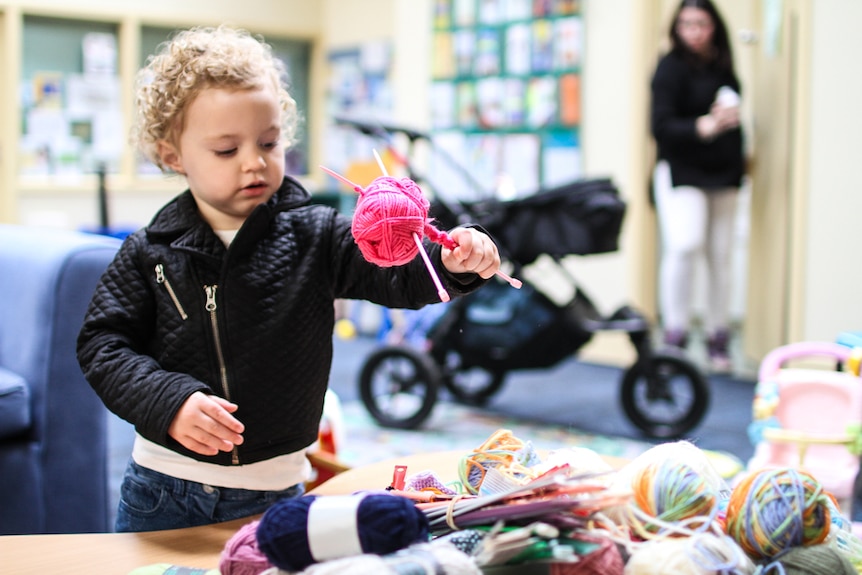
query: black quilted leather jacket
[{"left": 77, "top": 176, "right": 486, "bottom": 465}]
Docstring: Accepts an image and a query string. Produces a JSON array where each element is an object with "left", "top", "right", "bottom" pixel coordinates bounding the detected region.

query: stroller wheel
[
  {"left": 358, "top": 345, "right": 441, "bottom": 429},
  {"left": 442, "top": 365, "right": 506, "bottom": 406},
  {"left": 619, "top": 352, "right": 710, "bottom": 439}
]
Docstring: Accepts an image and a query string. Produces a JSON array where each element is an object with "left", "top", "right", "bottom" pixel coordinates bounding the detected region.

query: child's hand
[
  {"left": 168, "top": 391, "right": 245, "bottom": 456},
  {"left": 441, "top": 227, "right": 501, "bottom": 279}
]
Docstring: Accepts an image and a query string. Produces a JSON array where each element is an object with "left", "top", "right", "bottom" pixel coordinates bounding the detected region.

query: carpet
[
  {"left": 336, "top": 400, "right": 657, "bottom": 469},
  {"left": 327, "top": 335, "right": 757, "bottom": 464},
  {"left": 468, "top": 360, "right": 758, "bottom": 463}
]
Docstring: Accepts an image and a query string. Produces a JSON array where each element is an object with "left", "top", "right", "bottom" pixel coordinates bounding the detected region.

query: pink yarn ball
[
  {"left": 219, "top": 520, "right": 274, "bottom": 575},
  {"left": 351, "top": 176, "right": 432, "bottom": 267}
]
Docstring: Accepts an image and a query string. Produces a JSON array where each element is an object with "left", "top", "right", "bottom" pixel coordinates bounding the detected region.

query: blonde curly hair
[{"left": 132, "top": 25, "right": 299, "bottom": 171}]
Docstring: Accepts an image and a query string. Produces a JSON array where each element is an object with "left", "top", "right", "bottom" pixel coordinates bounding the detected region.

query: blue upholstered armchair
[{"left": 0, "top": 224, "right": 121, "bottom": 534}]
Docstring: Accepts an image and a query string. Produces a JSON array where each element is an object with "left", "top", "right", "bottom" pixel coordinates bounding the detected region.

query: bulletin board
[
  {"left": 429, "top": 0, "right": 583, "bottom": 200},
  {"left": 19, "top": 15, "right": 123, "bottom": 177},
  {"left": 17, "top": 18, "right": 313, "bottom": 180}
]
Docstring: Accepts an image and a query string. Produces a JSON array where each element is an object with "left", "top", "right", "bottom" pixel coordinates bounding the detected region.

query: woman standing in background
[{"left": 650, "top": 0, "right": 745, "bottom": 373}]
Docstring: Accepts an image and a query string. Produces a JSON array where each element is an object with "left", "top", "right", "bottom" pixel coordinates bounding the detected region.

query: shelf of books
[{"left": 429, "top": 0, "right": 583, "bottom": 200}]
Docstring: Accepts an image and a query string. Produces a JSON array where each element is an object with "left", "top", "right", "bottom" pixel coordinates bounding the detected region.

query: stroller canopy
[{"left": 431, "top": 178, "right": 626, "bottom": 266}]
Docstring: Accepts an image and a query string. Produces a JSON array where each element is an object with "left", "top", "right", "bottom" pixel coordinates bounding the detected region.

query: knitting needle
[
  {"left": 319, "top": 165, "right": 363, "bottom": 193},
  {"left": 414, "top": 234, "right": 450, "bottom": 302},
  {"left": 372, "top": 148, "right": 388, "bottom": 177},
  {"left": 494, "top": 269, "right": 522, "bottom": 289},
  {"left": 372, "top": 149, "right": 450, "bottom": 303}
]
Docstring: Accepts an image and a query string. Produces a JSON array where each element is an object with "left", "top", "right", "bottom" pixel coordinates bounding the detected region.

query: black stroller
[{"left": 334, "top": 117, "right": 710, "bottom": 439}]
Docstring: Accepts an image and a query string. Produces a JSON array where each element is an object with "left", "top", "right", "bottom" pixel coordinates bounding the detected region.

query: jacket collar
[{"left": 145, "top": 176, "right": 311, "bottom": 258}]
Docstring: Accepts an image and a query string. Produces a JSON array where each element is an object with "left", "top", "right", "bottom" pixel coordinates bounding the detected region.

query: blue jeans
[{"left": 115, "top": 459, "right": 304, "bottom": 532}]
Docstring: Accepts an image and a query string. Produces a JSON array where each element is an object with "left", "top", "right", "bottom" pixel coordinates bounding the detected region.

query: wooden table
[
  {"left": 0, "top": 516, "right": 245, "bottom": 574},
  {"left": 0, "top": 450, "right": 628, "bottom": 573}
]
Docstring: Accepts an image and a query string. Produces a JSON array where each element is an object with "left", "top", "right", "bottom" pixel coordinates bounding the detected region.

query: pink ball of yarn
[
  {"left": 219, "top": 520, "right": 274, "bottom": 575},
  {"left": 351, "top": 176, "right": 432, "bottom": 267}
]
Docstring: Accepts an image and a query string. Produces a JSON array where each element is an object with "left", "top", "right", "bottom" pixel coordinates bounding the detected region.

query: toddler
[{"left": 77, "top": 25, "right": 500, "bottom": 532}]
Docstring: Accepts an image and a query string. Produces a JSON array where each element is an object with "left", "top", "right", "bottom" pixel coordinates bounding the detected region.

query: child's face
[{"left": 159, "top": 86, "right": 286, "bottom": 230}]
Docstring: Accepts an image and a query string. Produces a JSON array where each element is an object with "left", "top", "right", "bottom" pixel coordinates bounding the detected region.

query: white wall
[
  {"left": 570, "top": 0, "right": 638, "bottom": 316},
  {"left": 804, "top": 0, "right": 862, "bottom": 339}
]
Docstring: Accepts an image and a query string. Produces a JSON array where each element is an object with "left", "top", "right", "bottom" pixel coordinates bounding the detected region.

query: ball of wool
[
  {"left": 617, "top": 441, "right": 729, "bottom": 498},
  {"left": 629, "top": 458, "right": 720, "bottom": 537},
  {"left": 219, "top": 520, "right": 273, "bottom": 575},
  {"left": 724, "top": 468, "right": 832, "bottom": 561},
  {"left": 351, "top": 176, "right": 432, "bottom": 267},
  {"left": 759, "top": 544, "right": 857, "bottom": 575},
  {"left": 624, "top": 533, "right": 755, "bottom": 575},
  {"left": 255, "top": 493, "right": 430, "bottom": 572}
]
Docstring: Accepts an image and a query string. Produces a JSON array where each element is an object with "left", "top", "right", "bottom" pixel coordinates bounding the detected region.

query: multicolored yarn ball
[
  {"left": 629, "top": 458, "right": 721, "bottom": 538},
  {"left": 724, "top": 468, "right": 833, "bottom": 561},
  {"left": 351, "top": 176, "right": 454, "bottom": 267},
  {"left": 619, "top": 442, "right": 729, "bottom": 492},
  {"left": 255, "top": 493, "right": 430, "bottom": 572},
  {"left": 623, "top": 533, "right": 755, "bottom": 575},
  {"left": 756, "top": 544, "right": 856, "bottom": 575},
  {"left": 219, "top": 520, "right": 273, "bottom": 575}
]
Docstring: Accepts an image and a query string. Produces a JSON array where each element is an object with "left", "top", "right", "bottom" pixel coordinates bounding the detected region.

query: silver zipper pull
[
  {"left": 205, "top": 285, "right": 217, "bottom": 312},
  {"left": 155, "top": 263, "right": 189, "bottom": 320}
]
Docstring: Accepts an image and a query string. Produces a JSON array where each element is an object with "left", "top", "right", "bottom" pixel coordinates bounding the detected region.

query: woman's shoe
[
  {"left": 663, "top": 329, "right": 689, "bottom": 350},
  {"left": 708, "top": 329, "right": 732, "bottom": 373}
]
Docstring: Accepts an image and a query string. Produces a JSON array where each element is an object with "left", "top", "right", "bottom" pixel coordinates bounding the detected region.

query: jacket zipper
[
  {"left": 155, "top": 264, "right": 189, "bottom": 320},
  {"left": 204, "top": 284, "right": 240, "bottom": 465}
]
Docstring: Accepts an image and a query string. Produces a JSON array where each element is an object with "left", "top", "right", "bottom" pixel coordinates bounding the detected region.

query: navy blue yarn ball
[{"left": 256, "top": 493, "right": 430, "bottom": 572}]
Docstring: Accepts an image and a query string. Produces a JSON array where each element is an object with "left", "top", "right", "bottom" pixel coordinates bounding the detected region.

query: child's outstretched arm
[{"left": 440, "top": 227, "right": 501, "bottom": 279}]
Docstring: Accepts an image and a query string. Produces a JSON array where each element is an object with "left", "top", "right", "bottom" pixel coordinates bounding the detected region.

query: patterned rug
[
  {"left": 335, "top": 400, "right": 657, "bottom": 469},
  {"left": 332, "top": 397, "right": 748, "bottom": 485}
]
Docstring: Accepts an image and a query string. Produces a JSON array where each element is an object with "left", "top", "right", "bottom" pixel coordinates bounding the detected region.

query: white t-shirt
[{"left": 132, "top": 435, "right": 312, "bottom": 490}]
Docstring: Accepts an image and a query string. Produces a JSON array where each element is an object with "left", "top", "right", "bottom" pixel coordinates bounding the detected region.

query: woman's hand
[{"left": 697, "top": 103, "right": 740, "bottom": 141}]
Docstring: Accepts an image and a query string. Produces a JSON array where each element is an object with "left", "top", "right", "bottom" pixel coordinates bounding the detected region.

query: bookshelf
[{"left": 427, "top": 0, "right": 583, "bottom": 199}]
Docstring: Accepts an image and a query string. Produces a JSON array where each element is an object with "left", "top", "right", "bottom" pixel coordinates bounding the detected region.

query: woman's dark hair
[{"left": 669, "top": 0, "right": 734, "bottom": 72}]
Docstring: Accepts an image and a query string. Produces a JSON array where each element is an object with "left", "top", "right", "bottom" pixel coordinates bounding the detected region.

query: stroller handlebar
[{"left": 333, "top": 115, "right": 430, "bottom": 143}]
